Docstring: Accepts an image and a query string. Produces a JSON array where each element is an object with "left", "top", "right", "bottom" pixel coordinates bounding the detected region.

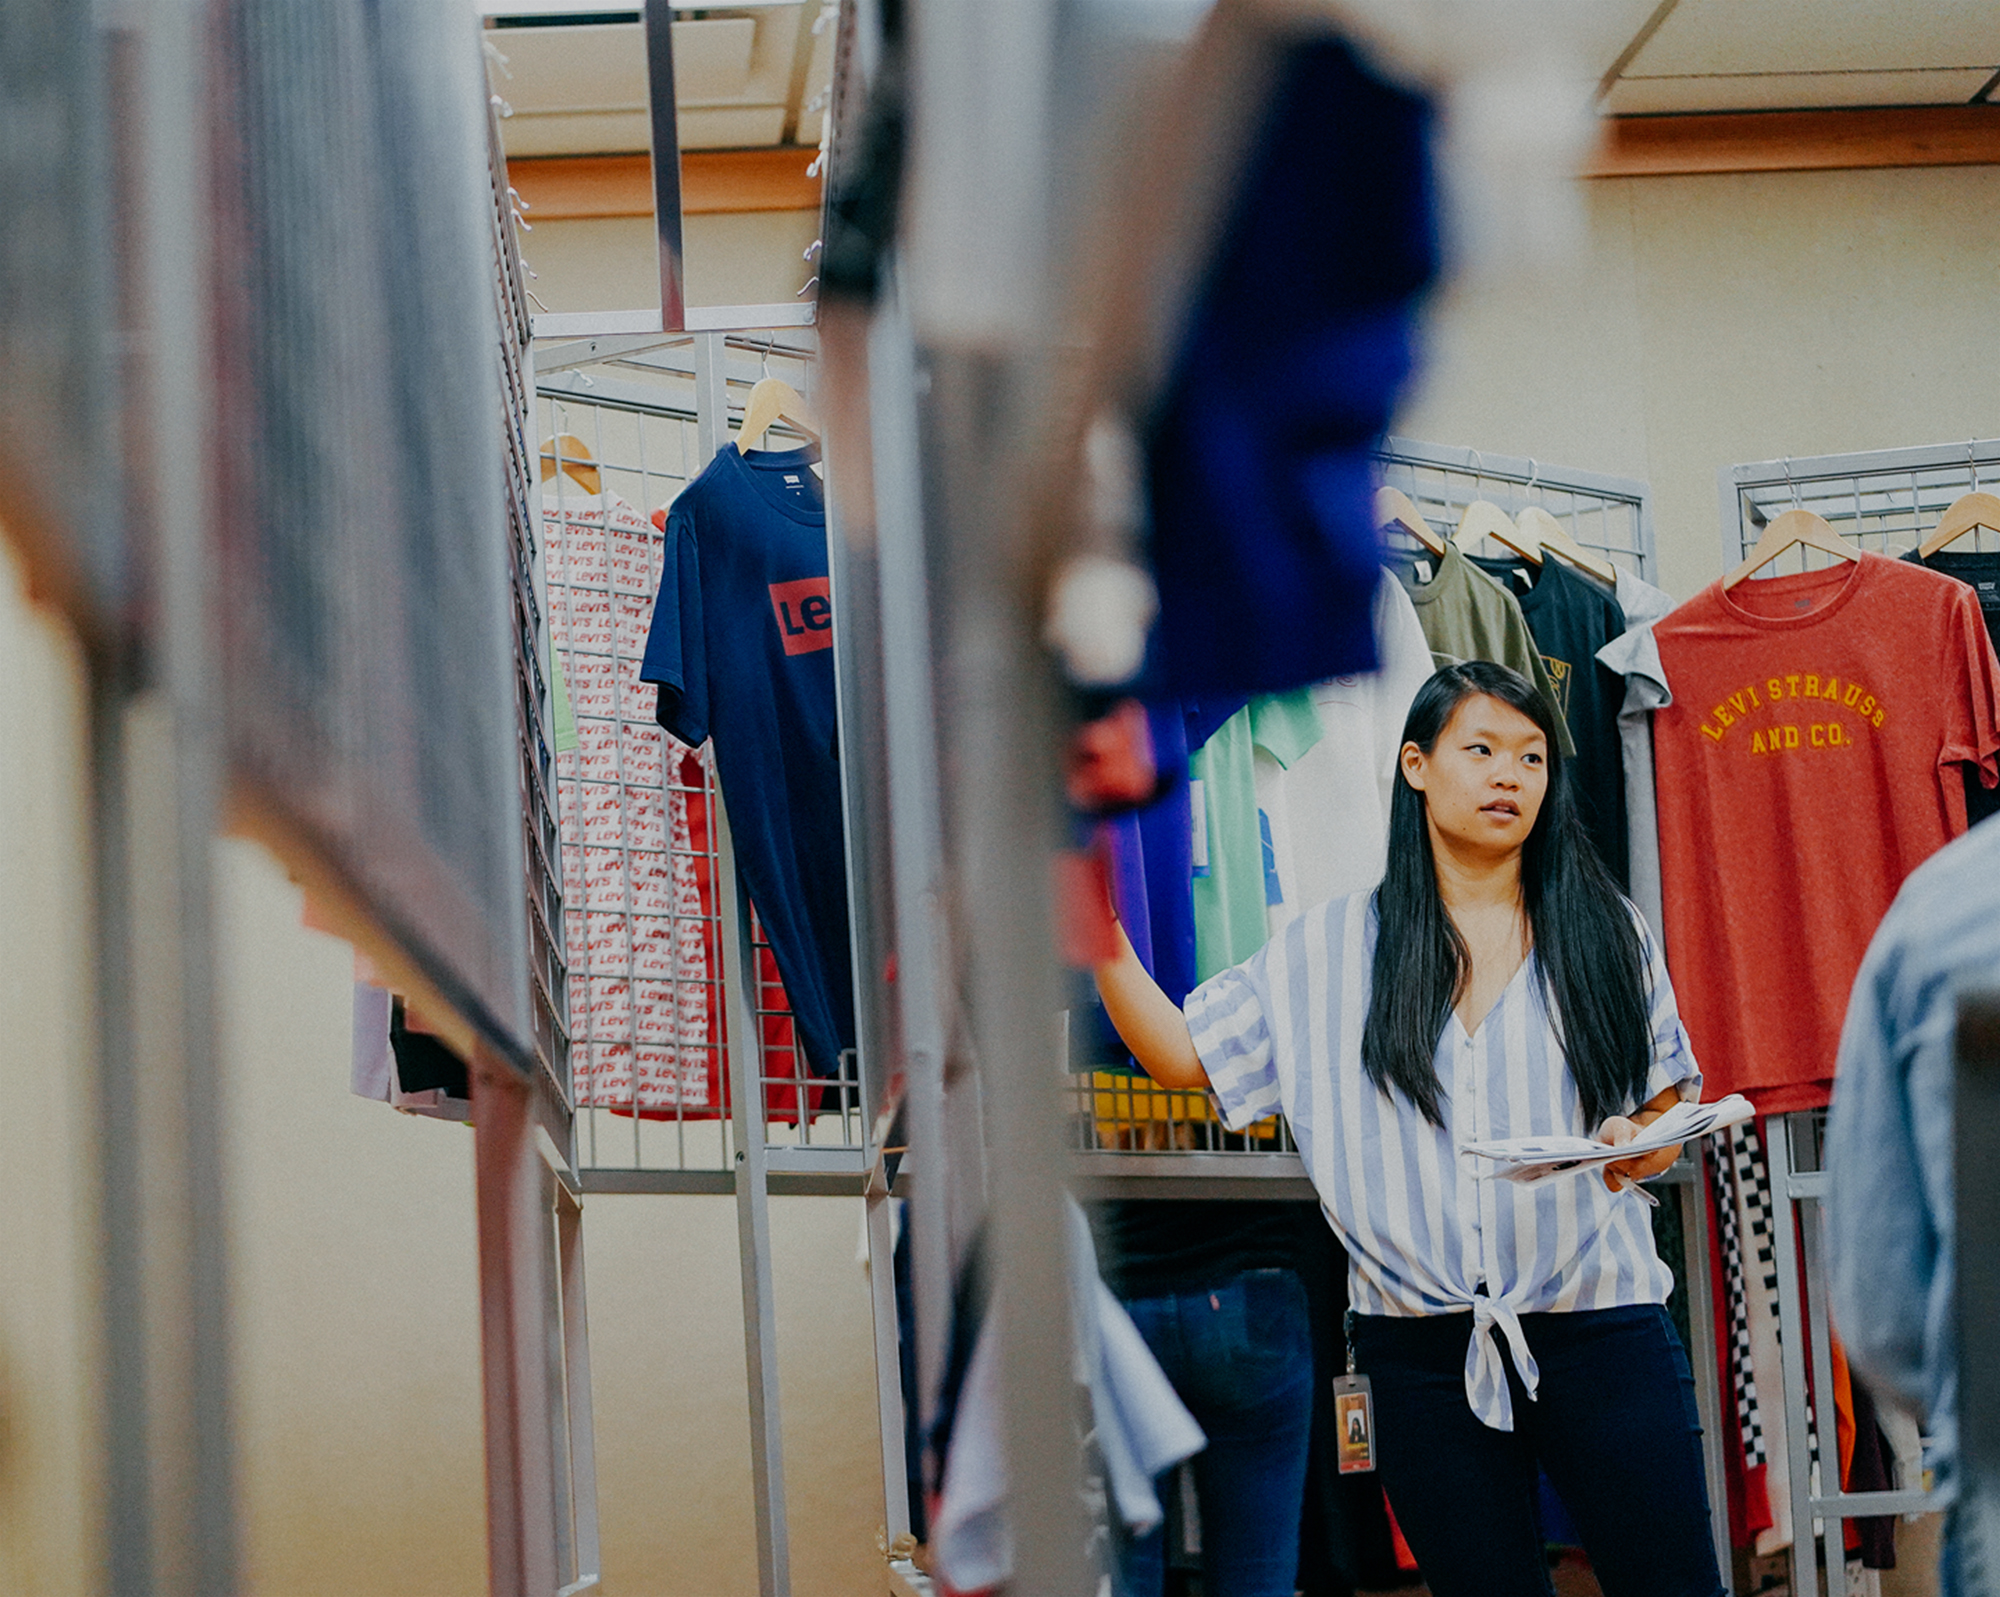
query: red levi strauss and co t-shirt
[{"left": 1652, "top": 553, "right": 2000, "bottom": 1113}]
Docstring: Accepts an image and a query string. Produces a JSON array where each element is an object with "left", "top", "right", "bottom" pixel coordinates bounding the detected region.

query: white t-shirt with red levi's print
[
  {"left": 543, "top": 485, "right": 719, "bottom": 1116},
  {"left": 639, "top": 443, "right": 856, "bottom": 1083}
]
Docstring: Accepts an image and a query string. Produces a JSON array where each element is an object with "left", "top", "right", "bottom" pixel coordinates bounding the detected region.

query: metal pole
[
  {"left": 716, "top": 791, "right": 793, "bottom": 1597},
  {"left": 1682, "top": 1146, "right": 1736, "bottom": 1593},
  {"left": 823, "top": 337, "right": 898, "bottom": 1143},
  {"left": 865, "top": 1181, "right": 913, "bottom": 1544},
  {"left": 472, "top": 1060, "right": 563, "bottom": 1597},
  {"left": 94, "top": 1, "right": 240, "bottom": 1590},
  {"left": 926, "top": 344, "right": 1089, "bottom": 1597},
  {"left": 1768, "top": 1115, "right": 1821, "bottom": 1597},
  {"left": 866, "top": 277, "right": 957, "bottom": 1432},
  {"left": 642, "top": 0, "right": 687, "bottom": 331},
  {"left": 1799, "top": 1184, "right": 1848, "bottom": 1585},
  {"left": 556, "top": 1186, "right": 604, "bottom": 1590},
  {"left": 694, "top": 331, "right": 730, "bottom": 464},
  {"left": 819, "top": 278, "right": 917, "bottom": 1545}
]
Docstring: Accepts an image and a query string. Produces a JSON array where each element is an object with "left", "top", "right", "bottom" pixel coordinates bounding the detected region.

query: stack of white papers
[{"left": 1459, "top": 1094, "right": 1755, "bottom": 1188}]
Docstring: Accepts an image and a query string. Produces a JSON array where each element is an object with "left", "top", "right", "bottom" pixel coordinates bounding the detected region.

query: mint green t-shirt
[
  {"left": 550, "top": 640, "right": 579, "bottom": 755},
  {"left": 1190, "top": 690, "right": 1323, "bottom": 980}
]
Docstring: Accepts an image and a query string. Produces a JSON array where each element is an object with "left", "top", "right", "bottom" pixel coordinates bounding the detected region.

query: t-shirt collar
[
  {"left": 1712, "top": 550, "right": 1872, "bottom": 631},
  {"left": 725, "top": 441, "right": 824, "bottom": 525}
]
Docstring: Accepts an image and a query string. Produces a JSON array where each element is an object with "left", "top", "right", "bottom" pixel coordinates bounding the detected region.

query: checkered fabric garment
[{"left": 1711, "top": 1132, "right": 1766, "bottom": 1470}]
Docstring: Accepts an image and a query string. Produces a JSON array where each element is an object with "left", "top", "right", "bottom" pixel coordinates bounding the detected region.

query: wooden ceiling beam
[
  {"left": 1585, "top": 105, "right": 2000, "bottom": 178},
  {"left": 513, "top": 108, "right": 2000, "bottom": 218},
  {"left": 508, "top": 148, "right": 821, "bottom": 219}
]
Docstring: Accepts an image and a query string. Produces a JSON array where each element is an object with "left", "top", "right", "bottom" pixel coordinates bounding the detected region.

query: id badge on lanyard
[{"left": 1334, "top": 1310, "right": 1376, "bottom": 1474}]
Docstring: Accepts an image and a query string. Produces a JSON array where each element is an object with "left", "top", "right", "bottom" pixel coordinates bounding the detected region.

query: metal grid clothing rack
[
  {"left": 530, "top": 329, "right": 913, "bottom": 1596},
  {"left": 1718, "top": 441, "right": 1977, "bottom": 1596},
  {"left": 534, "top": 334, "right": 874, "bottom": 1196},
  {"left": 1722, "top": 438, "right": 2000, "bottom": 570},
  {"left": 1379, "top": 436, "right": 1658, "bottom": 581},
  {"left": 489, "top": 100, "right": 602, "bottom": 1597},
  {"left": 495, "top": 114, "right": 573, "bottom": 1113}
]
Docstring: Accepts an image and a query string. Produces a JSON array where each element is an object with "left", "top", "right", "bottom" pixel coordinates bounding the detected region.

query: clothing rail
[
  {"left": 1721, "top": 439, "right": 2000, "bottom": 569},
  {"left": 1379, "top": 436, "right": 1658, "bottom": 583}
]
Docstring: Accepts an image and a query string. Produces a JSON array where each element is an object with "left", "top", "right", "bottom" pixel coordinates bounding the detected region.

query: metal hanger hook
[{"left": 1784, "top": 456, "right": 1800, "bottom": 506}]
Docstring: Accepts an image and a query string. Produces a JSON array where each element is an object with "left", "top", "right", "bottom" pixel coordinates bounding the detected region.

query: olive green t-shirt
[{"left": 1393, "top": 540, "right": 1575, "bottom": 757}]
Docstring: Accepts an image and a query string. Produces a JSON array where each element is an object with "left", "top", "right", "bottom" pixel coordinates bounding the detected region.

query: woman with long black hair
[{"left": 1095, "top": 660, "right": 1726, "bottom": 1597}]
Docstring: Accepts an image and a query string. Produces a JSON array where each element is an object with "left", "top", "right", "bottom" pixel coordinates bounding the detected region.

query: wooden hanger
[
  {"left": 539, "top": 433, "right": 601, "bottom": 495},
  {"left": 1918, "top": 491, "right": 2000, "bottom": 559},
  {"left": 1516, "top": 505, "right": 1617, "bottom": 586},
  {"left": 1723, "top": 507, "right": 1859, "bottom": 589},
  {"left": 1456, "top": 499, "right": 1541, "bottom": 564},
  {"left": 735, "top": 377, "right": 820, "bottom": 454},
  {"left": 1375, "top": 485, "right": 1445, "bottom": 556}
]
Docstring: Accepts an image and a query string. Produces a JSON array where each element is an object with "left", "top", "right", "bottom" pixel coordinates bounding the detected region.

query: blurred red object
[{"left": 1065, "top": 697, "right": 1156, "bottom": 812}]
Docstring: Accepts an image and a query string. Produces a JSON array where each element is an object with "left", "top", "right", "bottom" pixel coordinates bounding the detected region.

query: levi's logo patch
[{"left": 769, "top": 577, "right": 834, "bottom": 655}]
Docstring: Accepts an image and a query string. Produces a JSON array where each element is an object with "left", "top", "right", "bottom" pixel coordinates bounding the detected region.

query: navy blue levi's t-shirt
[{"left": 638, "top": 443, "right": 855, "bottom": 1080}]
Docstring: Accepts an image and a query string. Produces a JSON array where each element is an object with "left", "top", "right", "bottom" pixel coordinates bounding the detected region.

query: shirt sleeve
[
  {"left": 1249, "top": 688, "right": 1324, "bottom": 772},
  {"left": 1635, "top": 910, "right": 1701, "bottom": 1104},
  {"left": 1938, "top": 582, "right": 2000, "bottom": 792},
  {"left": 1824, "top": 919, "right": 1938, "bottom": 1417},
  {"left": 1375, "top": 573, "right": 1436, "bottom": 795},
  {"left": 638, "top": 505, "right": 710, "bottom": 746},
  {"left": 1183, "top": 964, "right": 1281, "bottom": 1132}
]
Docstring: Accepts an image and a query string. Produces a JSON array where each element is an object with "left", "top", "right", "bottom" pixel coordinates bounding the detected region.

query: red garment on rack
[
  {"left": 1705, "top": 1169, "right": 1766, "bottom": 1549},
  {"left": 1651, "top": 556, "right": 2000, "bottom": 1111}
]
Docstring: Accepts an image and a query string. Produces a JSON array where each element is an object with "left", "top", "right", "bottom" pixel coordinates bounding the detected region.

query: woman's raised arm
[{"left": 1093, "top": 922, "right": 1208, "bottom": 1090}]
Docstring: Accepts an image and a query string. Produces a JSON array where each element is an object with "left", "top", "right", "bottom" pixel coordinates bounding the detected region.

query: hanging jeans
[
  {"left": 1350, "top": 1303, "right": 1727, "bottom": 1597},
  {"left": 1113, "top": 1267, "right": 1314, "bottom": 1597}
]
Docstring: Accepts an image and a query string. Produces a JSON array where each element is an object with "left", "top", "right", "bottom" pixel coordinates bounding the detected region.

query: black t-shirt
[
  {"left": 1902, "top": 546, "right": 2000, "bottom": 825},
  {"left": 1087, "top": 1199, "right": 1320, "bottom": 1301},
  {"left": 1470, "top": 554, "right": 1630, "bottom": 885}
]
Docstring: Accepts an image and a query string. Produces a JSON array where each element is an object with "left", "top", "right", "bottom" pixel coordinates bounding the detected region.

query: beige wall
[
  {"left": 521, "top": 210, "right": 822, "bottom": 314},
  {"left": 1399, "top": 164, "right": 2000, "bottom": 601},
  {"left": 584, "top": 1193, "right": 887, "bottom": 1597},
  {"left": 219, "top": 842, "right": 489, "bottom": 1597},
  {"left": 217, "top": 842, "right": 886, "bottom": 1597}
]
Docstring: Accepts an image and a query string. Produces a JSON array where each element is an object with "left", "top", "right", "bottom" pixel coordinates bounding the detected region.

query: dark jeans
[
  {"left": 1350, "top": 1304, "right": 1726, "bottom": 1597},
  {"left": 1115, "top": 1268, "right": 1314, "bottom": 1597}
]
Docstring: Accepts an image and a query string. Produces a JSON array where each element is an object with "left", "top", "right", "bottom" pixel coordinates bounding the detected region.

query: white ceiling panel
[
  {"left": 497, "top": 110, "right": 652, "bottom": 156},
  {"left": 490, "top": 22, "right": 647, "bottom": 115},
  {"left": 675, "top": 18, "right": 758, "bottom": 100},
  {"left": 1606, "top": 66, "right": 1997, "bottom": 114},
  {"left": 678, "top": 106, "right": 790, "bottom": 149},
  {"left": 1625, "top": 0, "right": 2000, "bottom": 77},
  {"left": 690, "top": 4, "right": 804, "bottom": 107},
  {"left": 488, "top": 8, "right": 813, "bottom": 155}
]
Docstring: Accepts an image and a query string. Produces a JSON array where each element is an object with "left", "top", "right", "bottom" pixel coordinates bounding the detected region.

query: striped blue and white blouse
[{"left": 1184, "top": 891, "right": 1701, "bottom": 1432}]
